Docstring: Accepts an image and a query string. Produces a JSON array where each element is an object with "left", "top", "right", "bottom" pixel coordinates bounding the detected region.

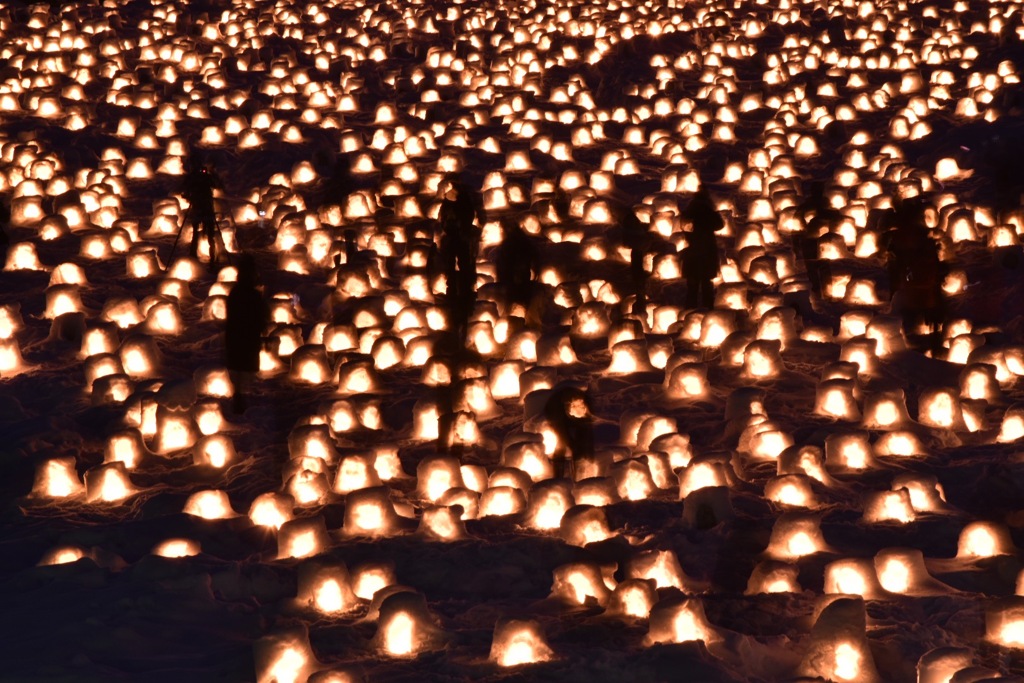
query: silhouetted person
[
  {"left": 322, "top": 154, "right": 353, "bottom": 209},
  {"left": 796, "top": 181, "right": 844, "bottom": 295},
  {"left": 618, "top": 203, "right": 651, "bottom": 316},
  {"left": 496, "top": 219, "right": 540, "bottom": 315},
  {"left": 0, "top": 196, "right": 9, "bottom": 265},
  {"left": 543, "top": 385, "right": 594, "bottom": 480},
  {"left": 681, "top": 186, "right": 725, "bottom": 309},
  {"left": 225, "top": 255, "right": 268, "bottom": 414},
  {"left": 183, "top": 158, "right": 223, "bottom": 264},
  {"left": 437, "top": 176, "right": 485, "bottom": 343},
  {"left": 883, "top": 198, "right": 945, "bottom": 353}
]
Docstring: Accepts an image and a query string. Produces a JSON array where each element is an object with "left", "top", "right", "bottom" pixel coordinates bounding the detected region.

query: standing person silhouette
[
  {"left": 0, "top": 195, "right": 9, "bottom": 265},
  {"left": 437, "top": 175, "right": 485, "bottom": 344},
  {"left": 183, "top": 157, "right": 223, "bottom": 264},
  {"left": 225, "top": 255, "right": 268, "bottom": 414},
  {"left": 681, "top": 186, "right": 725, "bottom": 309},
  {"left": 543, "top": 385, "right": 595, "bottom": 480},
  {"left": 495, "top": 218, "right": 540, "bottom": 318}
]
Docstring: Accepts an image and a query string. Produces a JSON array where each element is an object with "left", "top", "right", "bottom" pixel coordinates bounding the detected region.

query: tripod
[{"left": 166, "top": 211, "right": 233, "bottom": 270}]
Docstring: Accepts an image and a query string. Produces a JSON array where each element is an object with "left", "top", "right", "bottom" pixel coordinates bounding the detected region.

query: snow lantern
[
  {"left": 917, "top": 387, "right": 966, "bottom": 430},
  {"left": 551, "top": 562, "right": 612, "bottom": 606},
  {"left": 665, "top": 362, "right": 708, "bottom": 399},
  {"left": 742, "top": 339, "right": 782, "bottom": 378},
  {"left": 959, "top": 363, "right": 999, "bottom": 402},
  {"left": 815, "top": 379, "right": 861, "bottom": 420},
  {"left": 490, "top": 619, "right": 554, "bottom": 666},
  {"left": 39, "top": 546, "right": 88, "bottom": 566},
  {"left": 629, "top": 549, "right": 692, "bottom": 591},
  {"left": 873, "top": 548, "right": 944, "bottom": 595},
  {"left": 863, "top": 488, "right": 916, "bottom": 524},
  {"left": 764, "top": 475, "right": 819, "bottom": 508},
  {"left": 192, "top": 399, "right": 225, "bottom": 436},
  {"left": 824, "top": 558, "right": 885, "bottom": 598},
  {"left": 501, "top": 438, "right": 554, "bottom": 482},
  {"left": 254, "top": 627, "right": 320, "bottom": 683},
  {"left": 956, "top": 521, "right": 1015, "bottom": 559},
  {"left": 608, "top": 339, "right": 656, "bottom": 375},
  {"left": 479, "top": 486, "right": 527, "bottom": 517},
  {"left": 288, "top": 424, "right": 338, "bottom": 463},
  {"left": 490, "top": 360, "right": 524, "bottom": 400},
  {"left": 334, "top": 454, "right": 382, "bottom": 494},
  {"left": 7, "top": 242, "right": 45, "bottom": 271},
  {"left": 336, "top": 359, "right": 381, "bottom": 394},
  {"left": 678, "top": 461, "right": 729, "bottom": 499},
  {"left": 873, "top": 431, "right": 924, "bottom": 458},
  {"left": 44, "top": 285, "right": 84, "bottom": 319},
  {"left": 560, "top": 505, "right": 613, "bottom": 546},
  {"left": 104, "top": 428, "right": 148, "bottom": 469},
  {"left": 296, "top": 562, "right": 357, "bottom": 616},
  {"left": 343, "top": 487, "right": 400, "bottom": 537},
  {"left": 290, "top": 345, "right": 332, "bottom": 384},
  {"left": 32, "top": 456, "right": 85, "bottom": 499},
  {"left": 998, "top": 405, "right": 1024, "bottom": 443},
  {"left": 746, "top": 561, "right": 801, "bottom": 594},
  {"left": 285, "top": 465, "right": 330, "bottom": 507},
  {"left": 825, "top": 432, "right": 877, "bottom": 470},
  {"left": 277, "top": 516, "right": 331, "bottom": 559},
  {"left": 417, "top": 455, "right": 464, "bottom": 502},
  {"left": 84, "top": 462, "right": 136, "bottom": 503},
  {"left": 373, "top": 591, "right": 445, "bottom": 657},
  {"left": 183, "top": 489, "right": 237, "bottom": 520},
  {"left": 797, "top": 598, "right": 880, "bottom": 682},
  {"left": 153, "top": 538, "right": 201, "bottom": 558},
  {"left": 154, "top": 407, "right": 199, "bottom": 454},
  {"left": 352, "top": 562, "right": 397, "bottom": 601},
  {"left": 249, "top": 492, "right": 295, "bottom": 530},
  {"left": 987, "top": 597, "right": 1024, "bottom": 648},
  {"left": 766, "top": 512, "right": 828, "bottom": 560},
  {"left": 417, "top": 506, "right": 467, "bottom": 541},
  {"left": 193, "top": 434, "right": 236, "bottom": 468},
  {"left": 608, "top": 578, "right": 659, "bottom": 618},
  {"left": 916, "top": 647, "right": 975, "bottom": 683},
  {"left": 612, "top": 459, "right": 656, "bottom": 501},
  {"left": 646, "top": 598, "right": 721, "bottom": 647},
  {"left": 525, "top": 481, "right": 574, "bottom": 530},
  {"left": 841, "top": 337, "right": 878, "bottom": 375}
]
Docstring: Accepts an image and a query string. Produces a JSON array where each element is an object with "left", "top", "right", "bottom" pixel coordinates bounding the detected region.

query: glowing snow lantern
[
  {"left": 183, "top": 489, "right": 236, "bottom": 520},
  {"left": 560, "top": 505, "right": 613, "bottom": 546},
  {"left": 861, "top": 391, "right": 911, "bottom": 430},
  {"left": 874, "top": 548, "right": 945, "bottom": 595},
  {"left": 608, "top": 579, "right": 659, "bottom": 618},
  {"left": 824, "top": 558, "right": 885, "bottom": 598},
  {"left": 334, "top": 454, "right": 381, "bottom": 494},
  {"left": 374, "top": 592, "right": 444, "bottom": 657},
  {"left": 286, "top": 468, "right": 330, "bottom": 507},
  {"left": 84, "top": 462, "right": 136, "bottom": 503},
  {"left": 956, "top": 521, "right": 1014, "bottom": 560},
  {"left": 988, "top": 598, "right": 1024, "bottom": 648},
  {"left": 863, "top": 488, "right": 916, "bottom": 524},
  {"left": 765, "top": 475, "right": 819, "bottom": 508},
  {"left": 551, "top": 562, "right": 612, "bottom": 606},
  {"left": 278, "top": 516, "right": 331, "bottom": 559},
  {"left": 917, "top": 387, "right": 966, "bottom": 430},
  {"left": 766, "top": 512, "right": 828, "bottom": 560},
  {"left": 960, "top": 363, "right": 999, "bottom": 402},
  {"left": 874, "top": 431, "right": 924, "bottom": 458},
  {"left": 39, "top": 546, "right": 87, "bottom": 566},
  {"left": 289, "top": 424, "right": 338, "bottom": 463},
  {"left": 290, "top": 345, "right": 332, "bottom": 384},
  {"left": 629, "top": 550, "right": 691, "bottom": 591},
  {"left": 825, "top": 433, "right": 877, "bottom": 470},
  {"left": 746, "top": 561, "right": 801, "bottom": 594},
  {"left": 193, "top": 434, "right": 236, "bottom": 468},
  {"left": 343, "top": 487, "right": 400, "bottom": 537},
  {"left": 336, "top": 359, "right": 381, "bottom": 394},
  {"left": 153, "top": 539, "right": 201, "bottom": 558},
  {"left": 608, "top": 340, "right": 656, "bottom": 374},
  {"left": 417, "top": 455, "right": 464, "bottom": 503},
  {"left": 998, "top": 405, "right": 1024, "bottom": 443},
  {"left": 916, "top": 647, "right": 975, "bottom": 683},
  {"left": 678, "top": 461, "right": 729, "bottom": 499},
  {"left": 646, "top": 598, "right": 721, "bottom": 647},
  {"left": 815, "top": 379, "right": 861, "bottom": 420},
  {"left": 490, "top": 619, "right": 554, "bottom": 666},
  {"left": 32, "top": 456, "right": 85, "bottom": 499},
  {"left": 155, "top": 408, "right": 199, "bottom": 454},
  {"left": 665, "top": 362, "right": 708, "bottom": 399},
  {"left": 44, "top": 285, "right": 84, "bottom": 319},
  {"left": 798, "top": 598, "right": 879, "bottom": 682},
  {"left": 254, "top": 628, "right": 320, "bottom": 683},
  {"left": 479, "top": 486, "right": 527, "bottom": 517},
  {"left": 417, "top": 506, "right": 467, "bottom": 541},
  {"left": 248, "top": 492, "right": 295, "bottom": 530},
  {"left": 502, "top": 439, "right": 554, "bottom": 482},
  {"left": 296, "top": 563, "right": 357, "bottom": 615}
]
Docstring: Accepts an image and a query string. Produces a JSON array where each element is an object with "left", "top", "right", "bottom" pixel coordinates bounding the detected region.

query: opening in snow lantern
[
  {"left": 646, "top": 598, "right": 721, "bottom": 647},
  {"left": 815, "top": 379, "right": 861, "bottom": 420},
  {"left": 153, "top": 538, "right": 201, "bottom": 558},
  {"left": 874, "top": 431, "right": 924, "bottom": 457},
  {"left": 501, "top": 438, "right": 554, "bottom": 482},
  {"left": 296, "top": 562, "right": 357, "bottom": 616},
  {"left": 334, "top": 454, "right": 382, "bottom": 494},
  {"left": 678, "top": 461, "right": 730, "bottom": 499},
  {"left": 254, "top": 627, "right": 320, "bottom": 683},
  {"left": 417, "top": 455, "right": 464, "bottom": 503},
  {"left": 863, "top": 489, "right": 916, "bottom": 524},
  {"left": 764, "top": 475, "right": 819, "bottom": 509},
  {"left": 352, "top": 561, "right": 397, "bottom": 601},
  {"left": 746, "top": 561, "right": 801, "bottom": 594},
  {"left": 490, "top": 619, "right": 554, "bottom": 667},
  {"left": 373, "top": 591, "right": 444, "bottom": 657},
  {"left": 551, "top": 562, "right": 612, "bottom": 606},
  {"left": 825, "top": 432, "right": 877, "bottom": 470},
  {"left": 525, "top": 482, "right": 574, "bottom": 531},
  {"left": 960, "top": 363, "right": 999, "bottom": 402},
  {"left": 479, "top": 486, "right": 527, "bottom": 517},
  {"left": 874, "top": 548, "right": 945, "bottom": 595},
  {"left": 285, "top": 466, "right": 330, "bottom": 507},
  {"left": 32, "top": 456, "right": 84, "bottom": 499},
  {"left": 248, "top": 492, "right": 295, "bottom": 530},
  {"left": 742, "top": 339, "right": 782, "bottom": 378},
  {"left": 343, "top": 487, "right": 400, "bottom": 537},
  {"left": 917, "top": 387, "right": 966, "bottom": 430},
  {"left": 988, "top": 597, "right": 1024, "bottom": 648},
  {"left": 39, "top": 546, "right": 87, "bottom": 567},
  {"left": 277, "top": 516, "right": 330, "bottom": 560}
]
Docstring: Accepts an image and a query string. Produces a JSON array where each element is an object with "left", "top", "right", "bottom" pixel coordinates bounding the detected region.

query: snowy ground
[{"left": 2, "top": 0, "right": 1024, "bottom": 681}]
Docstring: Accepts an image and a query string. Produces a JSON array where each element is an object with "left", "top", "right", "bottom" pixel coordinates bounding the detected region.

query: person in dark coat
[
  {"left": 0, "top": 196, "right": 9, "bottom": 265},
  {"left": 225, "top": 255, "right": 269, "bottom": 413},
  {"left": 495, "top": 218, "right": 540, "bottom": 315},
  {"left": 543, "top": 385, "right": 594, "bottom": 480},
  {"left": 183, "top": 157, "right": 223, "bottom": 263},
  {"left": 618, "top": 203, "right": 651, "bottom": 316},
  {"left": 681, "top": 186, "right": 725, "bottom": 309},
  {"left": 795, "top": 180, "right": 844, "bottom": 296},
  {"left": 437, "top": 176, "right": 485, "bottom": 343},
  {"left": 882, "top": 198, "right": 946, "bottom": 353}
]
